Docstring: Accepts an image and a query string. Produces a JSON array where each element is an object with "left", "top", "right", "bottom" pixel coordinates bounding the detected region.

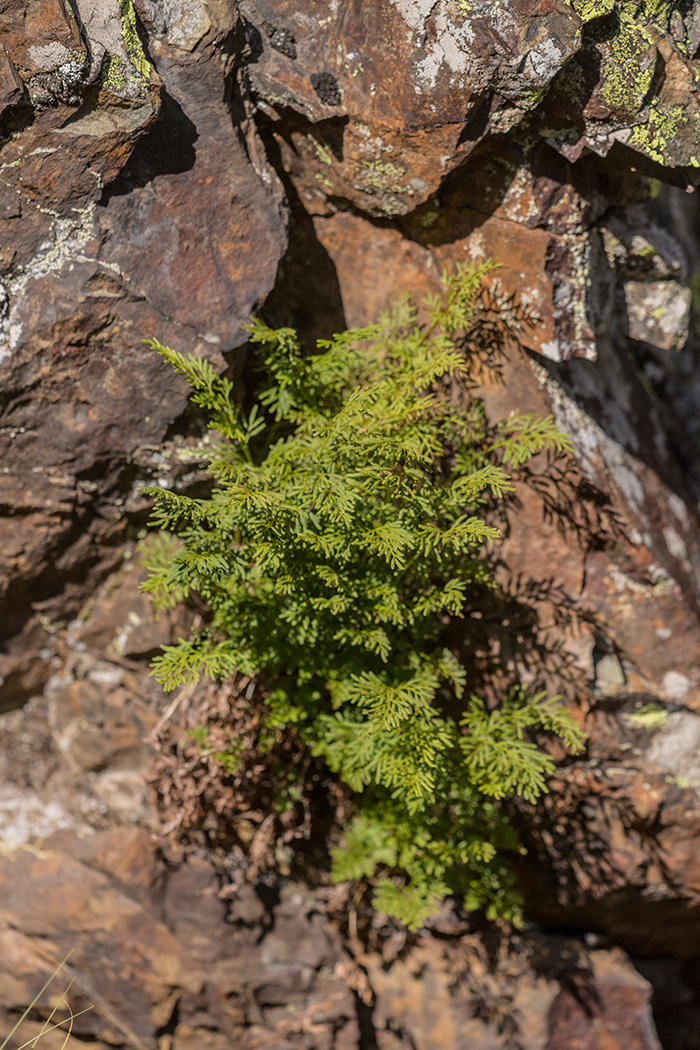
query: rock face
[
  {"left": 0, "top": 0, "right": 287, "bottom": 678},
  {"left": 0, "top": 576, "right": 665, "bottom": 1050},
  {"left": 3, "top": 0, "right": 700, "bottom": 1047}
]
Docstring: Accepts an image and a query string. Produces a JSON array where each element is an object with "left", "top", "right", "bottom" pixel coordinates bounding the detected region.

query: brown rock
[
  {"left": 0, "top": 0, "right": 86, "bottom": 83},
  {"left": 74, "top": 562, "right": 173, "bottom": 659},
  {"left": 516, "top": 698, "right": 700, "bottom": 957},
  {"left": 0, "top": 617, "right": 53, "bottom": 714},
  {"left": 241, "top": 0, "right": 582, "bottom": 217},
  {"left": 0, "top": 0, "right": 287, "bottom": 645},
  {"left": 0, "top": 841, "right": 198, "bottom": 1046},
  {"left": 364, "top": 932, "right": 661, "bottom": 1050},
  {"left": 162, "top": 854, "right": 230, "bottom": 963},
  {"left": 546, "top": 948, "right": 662, "bottom": 1050},
  {"left": 0, "top": 45, "right": 24, "bottom": 117},
  {"left": 49, "top": 677, "right": 154, "bottom": 774}
]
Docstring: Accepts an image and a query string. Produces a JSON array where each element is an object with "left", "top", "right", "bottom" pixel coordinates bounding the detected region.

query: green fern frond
[
  {"left": 144, "top": 260, "right": 580, "bottom": 931},
  {"left": 372, "top": 880, "right": 445, "bottom": 932}
]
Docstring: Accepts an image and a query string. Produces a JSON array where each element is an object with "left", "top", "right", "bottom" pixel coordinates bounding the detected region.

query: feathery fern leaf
[{"left": 143, "top": 261, "right": 583, "bottom": 929}]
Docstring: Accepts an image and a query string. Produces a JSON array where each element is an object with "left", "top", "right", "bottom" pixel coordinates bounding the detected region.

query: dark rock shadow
[
  {"left": 635, "top": 955, "right": 700, "bottom": 1050},
  {"left": 398, "top": 135, "right": 525, "bottom": 248},
  {"left": 100, "top": 90, "right": 198, "bottom": 202},
  {"left": 0, "top": 97, "right": 34, "bottom": 149},
  {"left": 254, "top": 113, "right": 346, "bottom": 349}
]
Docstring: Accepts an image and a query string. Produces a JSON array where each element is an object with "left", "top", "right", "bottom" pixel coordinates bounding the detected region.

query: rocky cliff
[{"left": 2, "top": 1, "right": 700, "bottom": 1048}]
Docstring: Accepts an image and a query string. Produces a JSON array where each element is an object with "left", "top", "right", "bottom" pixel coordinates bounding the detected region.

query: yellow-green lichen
[
  {"left": 99, "top": 0, "right": 151, "bottom": 96},
  {"left": 569, "top": 0, "right": 615, "bottom": 22},
  {"left": 665, "top": 773, "right": 692, "bottom": 789},
  {"left": 312, "top": 138, "right": 334, "bottom": 167},
  {"left": 519, "top": 85, "right": 547, "bottom": 110},
  {"left": 119, "top": 0, "right": 151, "bottom": 83},
  {"left": 100, "top": 53, "right": 128, "bottom": 91},
  {"left": 643, "top": 0, "right": 679, "bottom": 22},
  {"left": 360, "top": 160, "right": 408, "bottom": 194},
  {"left": 567, "top": 0, "right": 677, "bottom": 25},
  {"left": 633, "top": 243, "right": 656, "bottom": 257},
  {"left": 601, "top": 13, "right": 655, "bottom": 112},
  {"left": 627, "top": 704, "right": 669, "bottom": 728},
  {"left": 630, "top": 101, "right": 697, "bottom": 165}
]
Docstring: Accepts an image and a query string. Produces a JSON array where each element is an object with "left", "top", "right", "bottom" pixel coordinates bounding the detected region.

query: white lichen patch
[
  {"left": 414, "top": 23, "right": 474, "bottom": 88},
  {"left": 646, "top": 709, "right": 700, "bottom": 790},
  {"left": 142, "top": 0, "right": 210, "bottom": 50},
  {"left": 523, "top": 37, "right": 565, "bottom": 86},
  {"left": 28, "top": 54, "right": 88, "bottom": 106},
  {"left": 624, "top": 280, "right": 691, "bottom": 351},
  {"left": 396, "top": 0, "right": 573, "bottom": 98},
  {"left": 28, "top": 43, "right": 75, "bottom": 71},
  {"left": 0, "top": 200, "right": 109, "bottom": 364},
  {"left": 0, "top": 789, "right": 72, "bottom": 850},
  {"left": 519, "top": 285, "right": 545, "bottom": 311},
  {"left": 465, "top": 230, "right": 486, "bottom": 260},
  {"left": 389, "top": 0, "right": 474, "bottom": 90},
  {"left": 389, "top": 0, "right": 441, "bottom": 33}
]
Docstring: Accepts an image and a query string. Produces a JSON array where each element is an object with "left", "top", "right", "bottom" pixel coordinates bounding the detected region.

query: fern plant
[{"left": 141, "top": 261, "right": 583, "bottom": 929}]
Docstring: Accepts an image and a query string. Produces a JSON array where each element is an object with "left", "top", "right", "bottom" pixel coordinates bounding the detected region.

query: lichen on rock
[
  {"left": 97, "top": 0, "right": 154, "bottom": 98},
  {"left": 568, "top": 0, "right": 616, "bottom": 20},
  {"left": 600, "top": 12, "right": 656, "bottom": 115},
  {"left": 552, "top": 0, "right": 700, "bottom": 167},
  {"left": 630, "top": 100, "right": 700, "bottom": 167}
]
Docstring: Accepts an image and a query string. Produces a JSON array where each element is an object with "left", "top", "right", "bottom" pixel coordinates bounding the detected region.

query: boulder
[{"left": 0, "top": 0, "right": 287, "bottom": 673}]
